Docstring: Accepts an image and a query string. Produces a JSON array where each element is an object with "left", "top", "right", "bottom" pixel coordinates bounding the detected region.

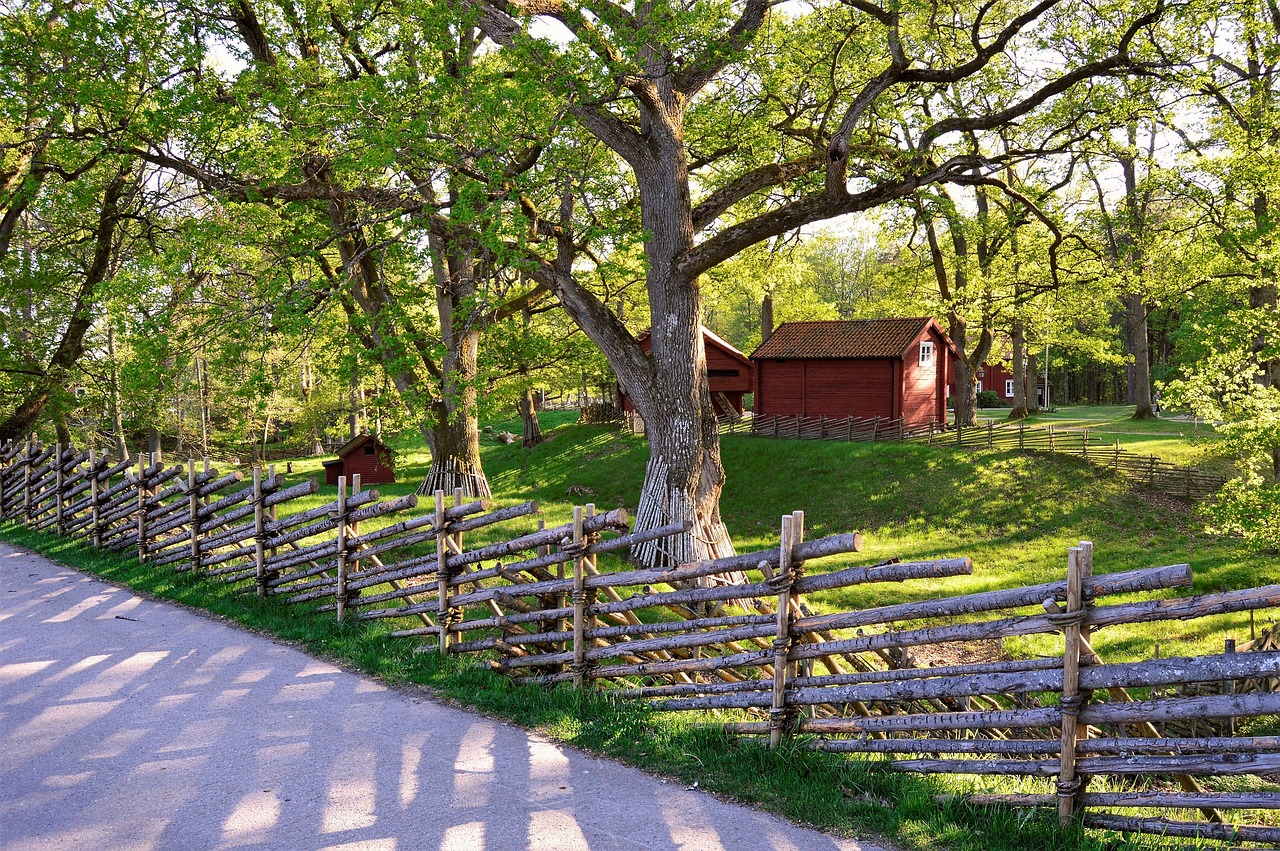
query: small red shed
[
  {"left": 618, "top": 326, "right": 755, "bottom": 419},
  {"left": 750, "top": 318, "right": 957, "bottom": 424},
  {"left": 322, "top": 434, "right": 397, "bottom": 486}
]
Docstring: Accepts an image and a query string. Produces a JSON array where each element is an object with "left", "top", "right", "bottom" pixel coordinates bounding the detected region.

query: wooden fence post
[
  {"left": 955, "top": 421, "right": 962, "bottom": 447},
  {"left": 54, "top": 443, "right": 66, "bottom": 536},
  {"left": 572, "top": 504, "right": 588, "bottom": 689},
  {"left": 1057, "top": 544, "right": 1088, "bottom": 827},
  {"left": 136, "top": 454, "right": 149, "bottom": 562},
  {"left": 987, "top": 421, "right": 994, "bottom": 449},
  {"left": 1224, "top": 638, "right": 1237, "bottom": 737},
  {"left": 187, "top": 459, "right": 201, "bottom": 576},
  {"left": 336, "top": 475, "right": 349, "bottom": 621},
  {"left": 846, "top": 416, "right": 853, "bottom": 441},
  {"left": 770, "top": 513, "right": 795, "bottom": 750},
  {"left": 1048, "top": 424, "right": 1055, "bottom": 452},
  {"left": 1019, "top": 422, "right": 1025, "bottom": 451},
  {"left": 435, "top": 489, "right": 451, "bottom": 654},
  {"left": 89, "top": 448, "right": 102, "bottom": 548},
  {"left": 253, "top": 466, "right": 266, "bottom": 598},
  {"left": 23, "top": 438, "right": 33, "bottom": 527},
  {"left": 927, "top": 421, "right": 934, "bottom": 444}
]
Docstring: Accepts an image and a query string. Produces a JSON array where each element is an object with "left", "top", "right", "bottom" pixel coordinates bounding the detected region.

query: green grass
[
  {"left": 3, "top": 410, "right": 1275, "bottom": 851},
  {"left": 975, "top": 404, "right": 1226, "bottom": 468}
]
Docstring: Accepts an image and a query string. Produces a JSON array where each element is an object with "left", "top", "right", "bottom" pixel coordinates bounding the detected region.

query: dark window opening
[
  {"left": 708, "top": 369, "right": 740, "bottom": 378},
  {"left": 364, "top": 445, "right": 376, "bottom": 455}
]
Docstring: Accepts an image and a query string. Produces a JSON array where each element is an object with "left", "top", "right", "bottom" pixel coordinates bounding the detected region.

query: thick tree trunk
[
  {"left": 1125, "top": 293, "right": 1154, "bottom": 418},
  {"left": 520, "top": 387, "right": 543, "bottom": 448},
  {"left": 107, "top": 324, "right": 129, "bottom": 460},
  {"left": 418, "top": 312, "right": 491, "bottom": 499},
  {"left": 624, "top": 125, "right": 735, "bottom": 569},
  {"left": 1008, "top": 317, "right": 1031, "bottom": 420}
]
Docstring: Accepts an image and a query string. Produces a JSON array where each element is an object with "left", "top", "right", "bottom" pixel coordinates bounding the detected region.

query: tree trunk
[
  {"left": 1008, "top": 317, "right": 1031, "bottom": 420},
  {"left": 520, "top": 387, "right": 543, "bottom": 448},
  {"left": 1126, "top": 293, "right": 1154, "bottom": 418},
  {"left": 107, "top": 324, "right": 129, "bottom": 460}
]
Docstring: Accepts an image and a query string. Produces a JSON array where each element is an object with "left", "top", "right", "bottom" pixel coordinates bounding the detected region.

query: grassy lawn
[
  {"left": 3, "top": 409, "right": 1275, "bottom": 851},
  {"left": 974, "top": 403, "right": 1228, "bottom": 469}
]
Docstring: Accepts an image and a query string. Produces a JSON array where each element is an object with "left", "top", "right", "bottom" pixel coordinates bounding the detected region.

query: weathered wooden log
[
  {"left": 502, "top": 621, "right": 779, "bottom": 670},
  {"left": 788, "top": 657, "right": 1063, "bottom": 688},
  {"left": 1076, "top": 735, "right": 1280, "bottom": 755},
  {"left": 262, "top": 478, "right": 320, "bottom": 507},
  {"left": 785, "top": 650, "right": 1280, "bottom": 707},
  {"left": 888, "top": 757, "right": 1058, "bottom": 776},
  {"left": 793, "top": 557, "right": 971, "bottom": 593},
  {"left": 488, "top": 611, "right": 773, "bottom": 643},
  {"left": 810, "top": 738, "right": 1061, "bottom": 756},
  {"left": 951, "top": 791, "right": 1280, "bottom": 809},
  {"left": 343, "top": 504, "right": 610, "bottom": 594},
  {"left": 508, "top": 645, "right": 772, "bottom": 684},
  {"left": 792, "top": 563, "right": 1192, "bottom": 635},
  {"left": 448, "top": 519, "right": 694, "bottom": 588},
  {"left": 1081, "top": 813, "right": 1280, "bottom": 844}
]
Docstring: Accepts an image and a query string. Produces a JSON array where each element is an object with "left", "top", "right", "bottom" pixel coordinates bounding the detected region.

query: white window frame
[
  {"left": 977, "top": 380, "right": 983, "bottom": 392},
  {"left": 919, "top": 341, "right": 934, "bottom": 366},
  {"left": 1005, "top": 379, "right": 1015, "bottom": 397}
]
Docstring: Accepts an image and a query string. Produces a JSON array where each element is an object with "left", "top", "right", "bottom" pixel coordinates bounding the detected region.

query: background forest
[{"left": 1, "top": 0, "right": 1278, "bottom": 550}]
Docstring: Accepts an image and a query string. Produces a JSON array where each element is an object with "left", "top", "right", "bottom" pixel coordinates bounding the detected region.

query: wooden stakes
[
  {"left": 136, "top": 454, "right": 148, "bottom": 562},
  {"left": 187, "top": 459, "right": 201, "bottom": 576},
  {"left": 571, "top": 504, "right": 588, "bottom": 689},
  {"left": 1057, "top": 543, "right": 1088, "bottom": 827},
  {"left": 435, "top": 489, "right": 450, "bottom": 654},
  {"left": 252, "top": 466, "right": 266, "bottom": 598},
  {"left": 336, "top": 475, "right": 349, "bottom": 621}
]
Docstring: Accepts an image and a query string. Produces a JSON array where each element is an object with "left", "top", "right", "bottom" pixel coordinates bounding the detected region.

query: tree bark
[
  {"left": 1125, "top": 292, "right": 1154, "bottom": 418},
  {"left": 1008, "top": 316, "right": 1032, "bottom": 419},
  {"left": 520, "top": 387, "right": 543, "bottom": 448},
  {"left": 1250, "top": 191, "right": 1279, "bottom": 480}
]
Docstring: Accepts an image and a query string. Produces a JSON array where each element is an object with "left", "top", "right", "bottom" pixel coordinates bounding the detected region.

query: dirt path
[{"left": 0, "top": 542, "right": 879, "bottom": 851}]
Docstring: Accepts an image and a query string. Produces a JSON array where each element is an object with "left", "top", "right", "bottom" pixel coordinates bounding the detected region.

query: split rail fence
[
  {"left": 727, "top": 415, "right": 1226, "bottom": 500},
  {"left": 2, "top": 436, "right": 1278, "bottom": 845}
]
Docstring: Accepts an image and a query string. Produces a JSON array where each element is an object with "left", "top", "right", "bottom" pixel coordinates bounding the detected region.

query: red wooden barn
[
  {"left": 322, "top": 434, "right": 397, "bottom": 486},
  {"left": 750, "top": 318, "right": 957, "bottom": 424},
  {"left": 618, "top": 326, "right": 754, "bottom": 419}
]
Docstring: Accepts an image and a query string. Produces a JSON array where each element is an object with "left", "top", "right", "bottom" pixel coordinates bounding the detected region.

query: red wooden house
[
  {"left": 977, "top": 355, "right": 1037, "bottom": 405},
  {"left": 750, "top": 318, "right": 957, "bottom": 424},
  {"left": 322, "top": 434, "right": 397, "bottom": 486},
  {"left": 618, "top": 326, "right": 754, "bottom": 420}
]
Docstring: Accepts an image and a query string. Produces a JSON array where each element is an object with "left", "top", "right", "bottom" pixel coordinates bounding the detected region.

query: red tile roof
[{"left": 750, "top": 318, "right": 940, "bottom": 360}]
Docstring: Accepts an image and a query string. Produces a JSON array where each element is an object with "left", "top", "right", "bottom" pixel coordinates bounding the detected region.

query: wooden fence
[
  {"left": 728, "top": 415, "right": 1227, "bottom": 500},
  {"left": 3, "top": 435, "right": 1278, "bottom": 845}
]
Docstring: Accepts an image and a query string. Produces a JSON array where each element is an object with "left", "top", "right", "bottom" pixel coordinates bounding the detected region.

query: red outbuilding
[
  {"left": 750, "top": 318, "right": 957, "bottom": 424},
  {"left": 976, "top": 357, "right": 1037, "bottom": 404},
  {"left": 618, "top": 326, "right": 755, "bottom": 420},
  {"left": 322, "top": 434, "right": 397, "bottom": 486}
]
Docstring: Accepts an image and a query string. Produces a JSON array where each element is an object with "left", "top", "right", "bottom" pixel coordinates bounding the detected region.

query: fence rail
[
  {"left": 2, "top": 434, "right": 1276, "bottom": 845},
  {"left": 725, "top": 415, "right": 1227, "bottom": 500}
]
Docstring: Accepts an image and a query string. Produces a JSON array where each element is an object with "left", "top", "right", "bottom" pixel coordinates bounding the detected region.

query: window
[
  {"left": 919, "top": 341, "right": 934, "bottom": 366},
  {"left": 707, "top": 369, "right": 740, "bottom": 378},
  {"left": 364, "top": 445, "right": 376, "bottom": 455},
  {"left": 1005, "top": 379, "right": 1015, "bottom": 397},
  {"left": 977, "top": 380, "right": 983, "bottom": 392}
]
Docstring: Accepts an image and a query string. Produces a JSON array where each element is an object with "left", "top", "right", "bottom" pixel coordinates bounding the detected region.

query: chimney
[{"left": 761, "top": 293, "right": 774, "bottom": 342}]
